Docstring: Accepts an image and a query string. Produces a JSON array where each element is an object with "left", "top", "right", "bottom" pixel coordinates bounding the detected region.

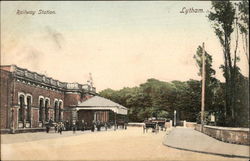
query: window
[
  {"left": 45, "top": 99, "right": 49, "bottom": 121},
  {"left": 54, "top": 101, "right": 58, "bottom": 122},
  {"left": 39, "top": 98, "right": 44, "bottom": 122},
  {"left": 18, "top": 96, "right": 25, "bottom": 122},
  {"left": 59, "top": 102, "right": 62, "bottom": 121},
  {"left": 26, "top": 96, "right": 32, "bottom": 122}
]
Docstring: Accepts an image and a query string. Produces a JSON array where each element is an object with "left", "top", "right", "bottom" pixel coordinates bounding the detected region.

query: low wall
[
  {"left": 185, "top": 122, "right": 197, "bottom": 128},
  {"left": 165, "top": 120, "right": 172, "bottom": 128},
  {"left": 195, "top": 124, "right": 249, "bottom": 145},
  {"left": 128, "top": 121, "right": 173, "bottom": 128},
  {"left": 127, "top": 123, "right": 144, "bottom": 127}
]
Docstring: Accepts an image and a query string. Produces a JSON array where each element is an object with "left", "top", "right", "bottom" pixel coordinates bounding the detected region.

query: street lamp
[{"left": 174, "top": 110, "right": 176, "bottom": 127}]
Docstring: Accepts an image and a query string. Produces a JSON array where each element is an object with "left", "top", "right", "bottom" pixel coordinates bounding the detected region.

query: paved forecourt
[
  {"left": 1, "top": 127, "right": 248, "bottom": 161},
  {"left": 163, "top": 127, "right": 249, "bottom": 159}
]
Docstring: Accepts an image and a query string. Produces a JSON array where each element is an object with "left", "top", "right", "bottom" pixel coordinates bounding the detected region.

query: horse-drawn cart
[
  {"left": 143, "top": 121, "right": 159, "bottom": 133},
  {"left": 143, "top": 118, "right": 167, "bottom": 133},
  {"left": 152, "top": 119, "right": 167, "bottom": 131}
]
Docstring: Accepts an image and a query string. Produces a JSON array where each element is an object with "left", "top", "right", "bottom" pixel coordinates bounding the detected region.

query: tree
[
  {"left": 194, "top": 45, "right": 219, "bottom": 113},
  {"left": 208, "top": 1, "right": 249, "bottom": 127},
  {"left": 99, "top": 78, "right": 213, "bottom": 123},
  {"left": 237, "top": 0, "right": 249, "bottom": 68},
  {"left": 208, "top": 1, "right": 238, "bottom": 126}
]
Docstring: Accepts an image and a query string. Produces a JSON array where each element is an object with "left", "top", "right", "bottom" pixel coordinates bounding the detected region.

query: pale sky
[{"left": 1, "top": 1, "right": 248, "bottom": 92}]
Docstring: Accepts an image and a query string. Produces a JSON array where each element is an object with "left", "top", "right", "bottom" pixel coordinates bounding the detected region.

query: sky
[{"left": 1, "top": 1, "right": 248, "bottom": 92}]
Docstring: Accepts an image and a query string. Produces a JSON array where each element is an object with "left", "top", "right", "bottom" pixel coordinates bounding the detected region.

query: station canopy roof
[{"left": 76, "top": 96, "right": 128, "bottom": 115}]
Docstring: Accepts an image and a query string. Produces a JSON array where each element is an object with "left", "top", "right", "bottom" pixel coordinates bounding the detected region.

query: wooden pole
[
  {"left": 114, "top": 112, "right": 117, "bottom": 131},
  {"left": 201, "top": 42, "right": 206, "bottom": 132}
]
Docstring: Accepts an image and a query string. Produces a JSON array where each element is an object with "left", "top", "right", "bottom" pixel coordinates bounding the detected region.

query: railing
[
  {"left": 35, "top": 74, "right": 43, "bottom": 82},
  {"left": 67, "top": 83, "right": 82, "bottom": 90},
  {"left": 15, "top": 68, "right": 25, "bottom": 76},
  {"left": 12, "top": 65, "right": 96, "bottom": 93}
]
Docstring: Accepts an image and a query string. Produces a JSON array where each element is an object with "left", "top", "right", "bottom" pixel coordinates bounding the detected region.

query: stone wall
[
  {"left": 195, "top": 124, "right": 249, "bottom": 145},
  {"left": 165, "top": 120, "right": 172, "bottom": 128},
  {"left": 185, "top": 122, "right": 197, "bottom": 128}
]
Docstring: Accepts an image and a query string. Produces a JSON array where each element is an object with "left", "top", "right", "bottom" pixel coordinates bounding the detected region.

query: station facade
[{"left": 0, "top": 65, "right": 104, "bottom": 133}]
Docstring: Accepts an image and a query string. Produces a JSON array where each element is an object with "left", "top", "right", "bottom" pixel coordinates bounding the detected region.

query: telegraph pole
[{"left": 201, "top": 42, "right": 206, "bottom": 132}]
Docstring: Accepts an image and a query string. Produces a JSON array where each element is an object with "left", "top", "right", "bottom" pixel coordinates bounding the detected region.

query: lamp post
[{"left": 174, "top": 110, "right": 176, "bottom": 127}]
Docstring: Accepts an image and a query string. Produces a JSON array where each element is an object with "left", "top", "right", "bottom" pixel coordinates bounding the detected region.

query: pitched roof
[{"left": 76, "top": 96, "right": 127, "bottom": 115}]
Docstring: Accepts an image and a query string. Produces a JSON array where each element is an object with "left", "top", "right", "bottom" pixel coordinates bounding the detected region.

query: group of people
[
  {"left": 45, "top": 118, "right": 87, "bottom": 134},
  {"left": 54, "top": 122, "right": 65, "bottom": 134},
  {"left": 45, "top": 118, "right": 114, "bottom": 134}
]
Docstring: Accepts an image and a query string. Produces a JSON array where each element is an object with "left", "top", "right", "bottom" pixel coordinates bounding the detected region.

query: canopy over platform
[{"left": 76, "top": 96, "right": 128, "bottom": 115}]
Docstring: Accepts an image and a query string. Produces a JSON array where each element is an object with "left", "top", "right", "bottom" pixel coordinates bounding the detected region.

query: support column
[
  {"left": 11, "top": 108, "right": 15, "bottom": 133},
  {"left": 30, "top": 107, "right": 33, "bottom": 128},
  {"left": 42, "top": 107, "right": 45, "bottom": 125},
  {"left": 114, "top": 112, "right": 117, "bottom": 131}
]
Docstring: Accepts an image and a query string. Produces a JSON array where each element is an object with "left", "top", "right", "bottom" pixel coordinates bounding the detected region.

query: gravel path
[{"left": 1, "top": 127, "right": 247, "bottom": 161}]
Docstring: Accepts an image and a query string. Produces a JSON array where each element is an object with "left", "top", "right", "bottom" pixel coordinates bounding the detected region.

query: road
[{"left": 1, "top": 127, "right": 248, "bottom": 161}]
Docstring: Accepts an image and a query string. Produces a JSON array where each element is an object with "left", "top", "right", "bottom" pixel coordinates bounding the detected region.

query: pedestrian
[
  {"left": 104, "top": 122, "right": 108, "bottom": 131},
  {"left": 91, "top": 120, "right": 96, "bottom": 132},
  {"left": 65, "top": 120, "right": 69, "bottom": 131},
  {"left": 58, "top": 122, "right": 64, "bottom": 135},
  {"left": 96, "top": 120, "right": 101, "bottom": 131},
  {"left": 81, "top": 119, "right": 85, "bottom": 131},
  {"left": 54, "top": 123, "right": 58, "bottom": 133},
  {"left": 45, "top": 122, "right": 50, "bottom": 133},
  {"left": 72, "top": 120, "right": 76, "bottom": 134},
  {"left": 49, "top": 117, "right": 53, "bottom": 126}
]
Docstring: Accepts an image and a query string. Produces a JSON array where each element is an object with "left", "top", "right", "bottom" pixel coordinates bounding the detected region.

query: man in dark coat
[
  {"left": 72, "top": 120, "right": 76, "bottom": 134},
  {"left": 45, "top": 123, "right": 50, "bottom": 133}
]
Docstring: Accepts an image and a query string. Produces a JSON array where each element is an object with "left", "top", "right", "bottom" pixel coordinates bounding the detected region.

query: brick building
[{"left": 0, "top": 65, "right": 127, "bottom": 133}]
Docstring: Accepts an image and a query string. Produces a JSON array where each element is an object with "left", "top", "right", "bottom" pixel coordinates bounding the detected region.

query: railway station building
[{"left": 0, "top": 65, "right": 127, "bottom": 133}]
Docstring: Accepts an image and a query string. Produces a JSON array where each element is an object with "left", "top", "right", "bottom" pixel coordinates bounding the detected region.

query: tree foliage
[
  {"left": 208, "top": 1, "right": 249, "bottom": 127},
  {"left": 100, "top": 78, "right": 202, "bottom": 122}
]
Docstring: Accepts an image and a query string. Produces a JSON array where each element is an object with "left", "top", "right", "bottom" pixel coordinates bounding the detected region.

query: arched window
[
  {"left": 54, "top": 101, "right": 58, "bottom": 122},
  {"left": 59, "top": 101, "right": 62, "bottom": 121},
  {"left": 18, "top": 95, "right": 25, "bottom": 122},
  {"left": 39, "top": 98, "right": 44, "bottom": 122},
  {"left": 45, "top": 99, "right": 49, "bottom": 121},
  {"left": 26, "top": 96, "right": 32, "bottom": 122}
]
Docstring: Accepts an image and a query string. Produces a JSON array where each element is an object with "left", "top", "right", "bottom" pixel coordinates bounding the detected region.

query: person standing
[
  {"left": 91, "top": 120, "right": 96, "bottom": 132},
  {"left": 45, "top": 122, "right": 50, "bottom": 133},
  {"left": 49, "top": 117, "right": 53, "bottom": 126},
  {"left": 81, "top": 119, "right": 85, "bottom": 131},
  {"left": 54, "top": 123, "right": 58, "bottom": 133},
  {"left": 65, "top": 120, "right": 69, "bottom": 131},
  {"left": 72, "top": 120, "right": 76, "bottom": 134},
  {"left": 104, "top": 122, "right": 108, "bottom": 131},
  {"left": 58, "top": 122, "right": 64, "bottom": 134}
]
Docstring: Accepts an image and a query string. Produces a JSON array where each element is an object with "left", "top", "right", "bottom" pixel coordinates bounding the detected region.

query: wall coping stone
[{"left": 204, "top": 125, "right": 249, "bottom": 132}]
